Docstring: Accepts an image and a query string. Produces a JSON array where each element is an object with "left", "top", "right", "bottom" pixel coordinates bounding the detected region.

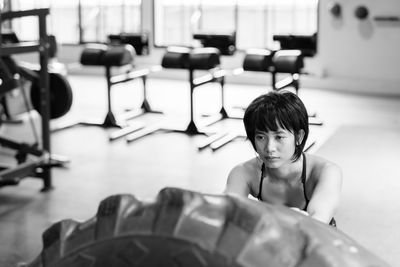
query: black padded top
[
  {"left": 80, "top": 44, "right": 135, "bottom": 67},
  {"left": 272, "top": 49, "right": 304, "bottom": 73},
  {"left": 243, "top": 48, "right": 274, "bottom": 72},
  {"left": 161, "top": 46, "right": 220, "bottom": 70}
]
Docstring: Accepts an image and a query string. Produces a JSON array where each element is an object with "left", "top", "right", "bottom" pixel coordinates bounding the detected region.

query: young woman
[{"left": 225, "top": 91, "right": 342, "bottom": 225}]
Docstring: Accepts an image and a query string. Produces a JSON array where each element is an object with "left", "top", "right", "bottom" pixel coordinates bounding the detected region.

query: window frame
[
  {"left": 153, "top": 0, "right": 319, "bottom": 54},
  {"left": 7, "top": 0, "right": 143, "bottom": 45}
]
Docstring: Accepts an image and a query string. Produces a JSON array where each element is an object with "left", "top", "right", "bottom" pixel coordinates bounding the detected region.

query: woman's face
[{"left": 254, "top": 126, "right": 297, "bottom": 168}]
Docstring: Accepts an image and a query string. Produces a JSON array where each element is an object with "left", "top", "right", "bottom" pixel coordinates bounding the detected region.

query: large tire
[{"left": 27, "top": 188, "right": 389, "bottom": 267}]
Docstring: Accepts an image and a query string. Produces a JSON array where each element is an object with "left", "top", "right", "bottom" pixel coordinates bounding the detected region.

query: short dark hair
[{"left": 243, "top": 91, "right": 309, "bottom": 161}]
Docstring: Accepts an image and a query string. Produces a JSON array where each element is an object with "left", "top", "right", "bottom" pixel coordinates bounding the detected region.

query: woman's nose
[{"left": 263, "top": 138, "right": 276, "bottom": 152}]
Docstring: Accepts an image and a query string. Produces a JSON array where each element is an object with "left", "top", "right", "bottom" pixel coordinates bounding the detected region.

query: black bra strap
[
  {"left": 301, "top": 153, "right": 310, "bottom": 209},
  {"left": 301, "top": 153, "right": 307, "bottom": 184},
  {"left": 257, "top": 163, "right": 265, "bottom": 201}
]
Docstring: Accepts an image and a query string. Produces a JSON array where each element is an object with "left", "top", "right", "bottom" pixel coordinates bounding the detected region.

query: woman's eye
[
  {"left": 256, "top": 135, "right": 264, "bottom": 140},
  {"left": 276, "top": 136, "right": 285, "bottom": 140}
]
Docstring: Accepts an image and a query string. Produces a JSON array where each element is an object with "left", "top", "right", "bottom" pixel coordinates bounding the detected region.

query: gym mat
[{"left": 315, "top": 124, "right": 400, "bottom": 267}]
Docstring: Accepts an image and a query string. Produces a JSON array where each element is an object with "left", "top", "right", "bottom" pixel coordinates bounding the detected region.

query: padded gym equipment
[
  {"left": 271, "top": 49, "right": 303, "bottom": 93},
  {"left": 80, "top": 43, "right": 135, "bottom": 66},
  {"left": 0, "top": 59, "right": 73, "bottom": 120},
  {"left": 1, "top": 60, "right": 73, "bottom": 120},
  {"left": 161, "top": 46, "right": 191, "bottom": 69},
  {"left": 79, "top": 43, "right": 108, "bottom": 65},
  {"left": 125, "top": 46, "right": 232, "bottom": 144},
  {"left": 273, "top": 50, "right": 304, "bottom": 74},
  {"left": 174, "top": 32, "right": 243, "bottom": 150},
  {"left": 30, "top": 71, "right": 73, "bottom": 119},
  {"left": 243, "top": 48, "right": 322, "bottom": 124},
  {"left": 0, "top": 56, "right": 68, "bottom": 189},
  {"left": 209, "top": 48, "right": 323, "bottom": 151},
  {"left": 272, "top": 50, "right": 323, "bottom": 127},
  {"left": 0, "top": 8, "right": 69, "bottom": 190},
  {"left": 2, "top": 31, "right": 58, "bottom": 59},
  {"left": 189, "top": 47, "right": 221, "bottom": 70},
  {"left": 108, "top": 32, "right": 150, "bottom": 56},
  {"left": 81, "top": 44, "right": 143, "bottom": 131},
  {"left": 193, "top": 32, "right": 236, "bottom": 55},
  {"left": 56, "top": 44, "right": 160, "bottom": 140},
  {"left": 242, "top": 49, "right": 303, "bottom": 93},
  {"left": 24, "top": 187, "right": 389, "bottom": 267},
  {"left": 1, "top": 32, "right": 72, "bottom": 119},
  {"left": 273, "top": 34, "right": 317, "bottom": 57},
  {"left": 0, "top": 31, "right": 20, "bottom": 44},
  {"left": 243, "top": 48, "right": 274, "bottom": 72},
  {"left": 161, "top": 46, "right": 220, "bottom": 70}
]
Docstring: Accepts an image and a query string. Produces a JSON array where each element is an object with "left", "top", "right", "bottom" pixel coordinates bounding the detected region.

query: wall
[
  {"left": 14, "top": 0, "right": 400, "bottom": 96},
  {"left": 310, "top": 0, "right": 400, "bottom": 95}
]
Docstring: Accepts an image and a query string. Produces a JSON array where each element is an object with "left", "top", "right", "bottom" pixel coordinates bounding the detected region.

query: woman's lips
[{"left": 263, "top": 156, "right": 279, "bottom": 161}]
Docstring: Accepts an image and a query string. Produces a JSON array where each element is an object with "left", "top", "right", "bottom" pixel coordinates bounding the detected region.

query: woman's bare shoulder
[
  {"left": 226, "top": 157, "right": 261, "bottom": 197},
  {"left": 306, "top": 153, "right": 342, "bottom": 180},
  {"left": 230, "top": 157, "right": 260, "bottom": 177}
]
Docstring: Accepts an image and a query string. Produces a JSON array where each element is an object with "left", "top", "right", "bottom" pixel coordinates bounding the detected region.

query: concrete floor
[{"left": 1, "top": 74, "right": 400, "bottom": 266}]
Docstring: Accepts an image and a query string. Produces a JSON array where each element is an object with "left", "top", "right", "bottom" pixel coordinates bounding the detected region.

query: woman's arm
[
  {"left": 224, "top": 164, "right": 252, "bottom": 197},
  {"left": 307, "top": 161, "right": 343, "bottom": 224}
]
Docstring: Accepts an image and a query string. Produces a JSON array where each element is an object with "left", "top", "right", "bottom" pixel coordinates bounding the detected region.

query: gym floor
[{"left": 1, "top": 73, "right": 400, "bottom": 266}]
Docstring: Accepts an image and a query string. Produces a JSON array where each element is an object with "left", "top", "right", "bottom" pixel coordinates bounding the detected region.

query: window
[
  {"left": 80, "top": 0, "right": 142, "bottom": 43},
  {"left": 6, "top": 0, "right": 50, "bottom": 41},
  {"left": 50, "top": 0, "right": 80, "bottom": 43},
  {"left": 154, "top": 0, "right": 236, "bottom": 47},
  {"left": 154, "top": 0, "right": 318, "bottom": 50},
  {"left": 196, "top": 0, "right": 236, "bottom": 34},
  {"left": 237, "top": 0, "right": 318, "bottom": 49},
  {"left": 154, "top": 0, "right": 199, "bottom": 47},
  {"left": 8, "top": 0, "right": 142, "bottom": 44}
]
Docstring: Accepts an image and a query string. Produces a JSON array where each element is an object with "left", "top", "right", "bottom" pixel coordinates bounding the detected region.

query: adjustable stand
[
  {"left": 272, "top": 71, "right": 300, "bottom": 94},
  {"left": 125, "top": 68, "right": 228, "bottom": 143},
  {"left": 186, "top": 68, "right": 228, "bottom": 134},
  {"left": 201, "top": 49, "right": 324, "bottom": 151},
  {"left": 124, "top": 46, "right": 244, "bottom": 150},
  {"left": 195, "top": 68, "right": 247, "bottom": 150},
  {"left": 52, "top": 66, "right": 161, "bottom": 141},
  {"left": 108, "top": 67, "right": 162, "bottom": 140},
  {"left": 271, "top": 71, "right": 322, "bottom": 126}
]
